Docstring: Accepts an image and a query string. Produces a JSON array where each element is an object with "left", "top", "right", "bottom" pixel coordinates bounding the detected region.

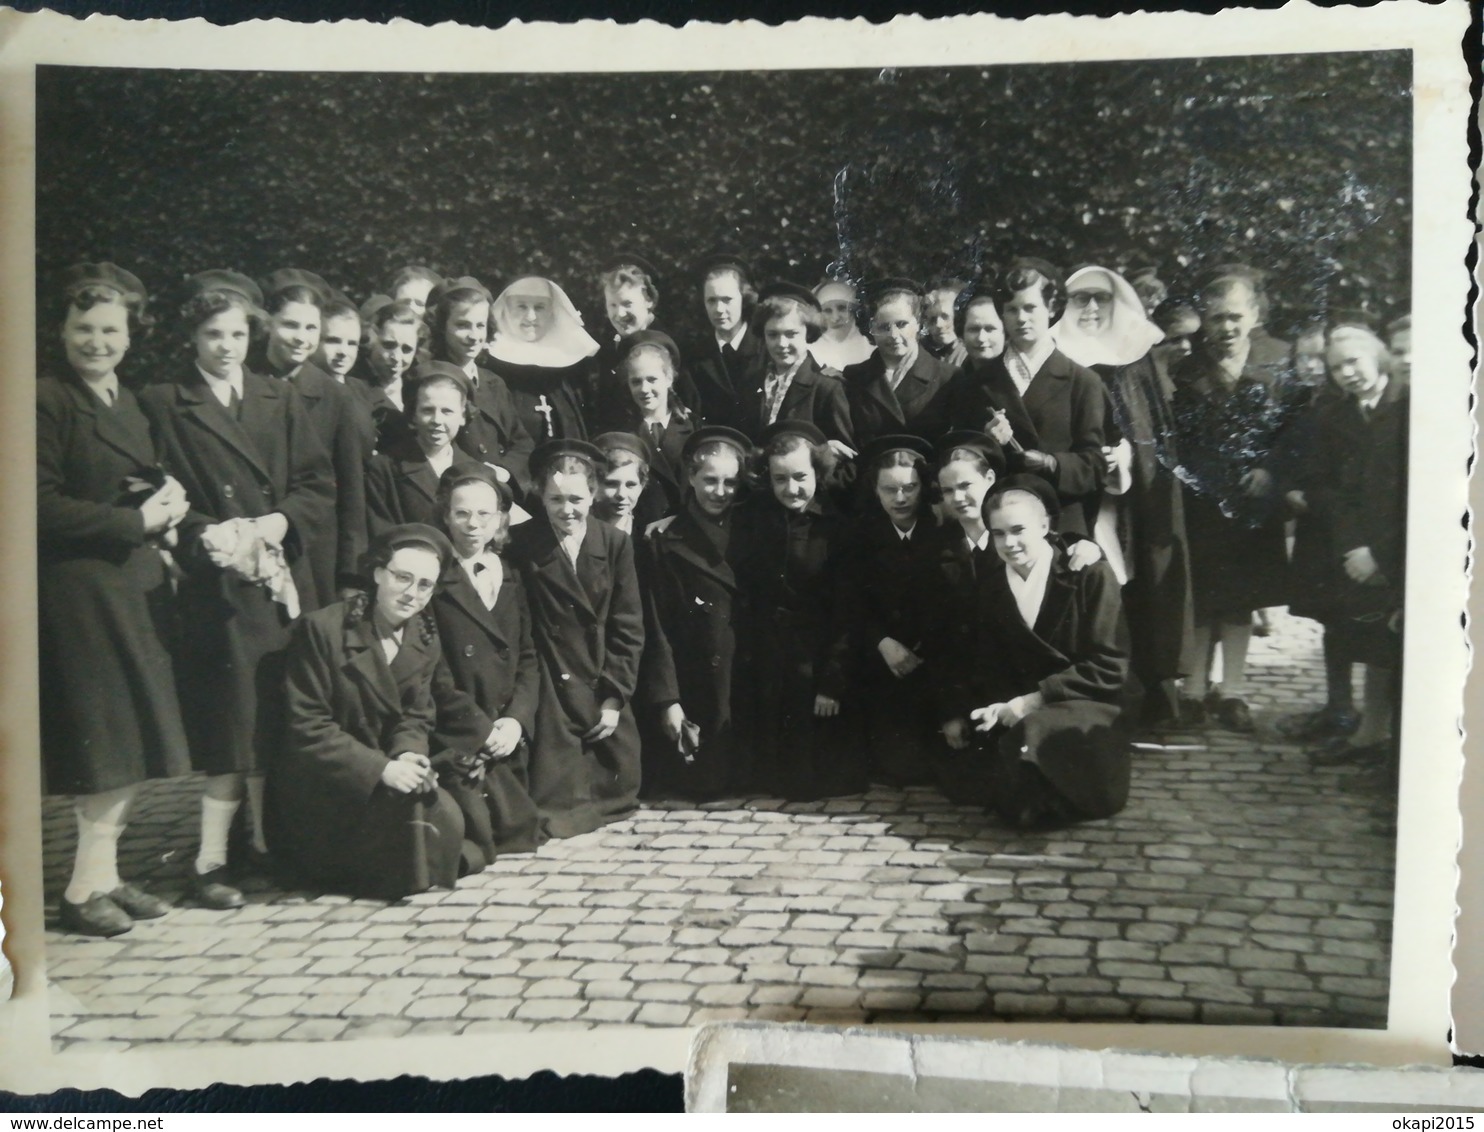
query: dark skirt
[
  {"left": 860, "top": 662, "right": 941, "bottom": 787},
  {"left": 1182, "top": 490, "right": 1289, "bottom": 622},
  {"left": 441, "top": 748, "right": 543, "bottom": 864},
  {"left": 38, "top": 548, "right": 192, "bottom": 795},
  {"left": 528, "top": 674, "right": 642, "bottom": 840},
  {"left": 982, "top": 700, "right": 1133, "bottom": 824}
]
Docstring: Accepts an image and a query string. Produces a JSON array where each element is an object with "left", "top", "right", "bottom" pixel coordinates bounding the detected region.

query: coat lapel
[
  {"left": 1031, "top": 552, "right": 1079, "bottom": 641},
  {"left": 529, "top": 519, "right": 599, "bottom": 623},
  {"left": 1020, "top": 349, "right": 1071, "bottom": 420},
  {"left": 860, "top": 355, "right": 906, "bottom": 424},
  {"left": 778, "top": 359, "right": 821, "bottom": 421},
  {"left": 575, "top": 522, "right": 611, "bottom": 615},
  {"left": 68, "top": 381, "right": 157, "bottom": 469},
  {"left": 396, "top": 452, "right": 441, "bottom": 504},
  {"left": 342, "top": 613, "right": 403, "bottom": 717},
  {"left": 979, "top": 360, "right": 1043, "bottom": 449},
  {"left": 444, "top": 563, "right": 512, "bottom": 649},
  {"left": 661, "top": 510, "right": 736, "bottom": 592},
  {"left": 893, "top": 354, "right": 944, "bottom": 419},
  {"left": 180, "top": 370, "right": 275, "bottom": 484}
]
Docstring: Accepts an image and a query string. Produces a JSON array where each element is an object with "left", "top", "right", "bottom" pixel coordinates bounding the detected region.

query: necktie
[
  {"left": 649, "top": 421, "right": 664, "bottom": 448},
  {"left": 472, "top": 561, "right": 497, "bottom": 609},
  {"left": 228, "top": 384, "right": 242, "bottom": 418},
  {"left": 102, "top": 385, "right": 116, "bottom": 407},
  {"left": 971, "top": 544, "right": 990, "bottom": 578},
  {"left": 1007, "top": 350, "right": 1034, "bottom": 393}
]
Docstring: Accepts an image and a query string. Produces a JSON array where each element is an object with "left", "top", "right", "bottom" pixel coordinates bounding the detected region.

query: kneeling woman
[
  {"left": 274, "top": 525, "right": 477, "bottom": 899},
  {"left": 947, "top": 483, "right": 1137, "bottom": 829},
  {"left": 512, "top": 440, "right": 646, "bottom": 838}
]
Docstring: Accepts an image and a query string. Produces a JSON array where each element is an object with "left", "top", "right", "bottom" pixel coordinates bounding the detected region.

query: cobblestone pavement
[{"left": 40, "top": 609, "right": 1396, "bottom": 1050}]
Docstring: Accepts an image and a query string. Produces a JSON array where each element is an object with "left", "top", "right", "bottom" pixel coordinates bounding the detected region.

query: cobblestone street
[{"left": 39, "top": 610, "right": 1397, "bottom": 1050}]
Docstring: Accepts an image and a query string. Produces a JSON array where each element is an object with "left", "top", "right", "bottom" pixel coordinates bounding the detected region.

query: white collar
[
  {"left": 559, "top": 524, "right": 587, "bottom": 565},
  {"left": 716, "top": 324, "right": 748, "bottom": 351},
  {"left": 196, "top": 362, "right": 243, "bottom": 399},
  {"left": 1009, "top": 336, "right": 1056, "bottom": 379},
  {"left": 1357, "top": 377, "right": 1389, "bottom": 411},
  {"left": 85, "top": 373, "right": 120, "bottom": 405},
  {"left": 1005, "top": 548, "right": 1053, "bottom": 628},
  {"left": 964, "top": 529, "right": 990, "bottom": 552},
  {"left": 425, "top": 445, "right": 456, "bottom": 478},
  {"left": 894, "top": 521, "right": 917, "bottom": 541}
]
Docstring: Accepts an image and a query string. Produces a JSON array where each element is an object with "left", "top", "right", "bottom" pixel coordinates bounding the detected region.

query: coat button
[
  {"left": 711, "top": 656, "right": 721, "bottom": 668},
  {"left": 497, "top": 645, "right": 508, "bottom": 656},
  {"left": 464, "top": 644, "right": 476, "bottom": 657},
  {"left": 222, "top": 483, "right": 235, "bottom": 499},
  {"left": 260, "top": 485, "right": 272, "bottom": 496}
]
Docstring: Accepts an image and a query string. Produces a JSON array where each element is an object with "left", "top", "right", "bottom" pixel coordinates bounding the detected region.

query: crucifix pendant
[{"left": 535, "top": 395, "right": 555, "bottom": 438}]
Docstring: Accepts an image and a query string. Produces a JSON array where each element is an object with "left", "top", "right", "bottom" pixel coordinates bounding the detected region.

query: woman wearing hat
[
  {"left": 253, "top": 268, "right": 370, "bottom": 602},
  {"left": 591, "top": 431, "right": 670, "bottom": 535},
  {"left": 687, "top": 254, "right": 764, "bottom": 432},
  {"left": 426, "top": 275, "right": 534, "bottom": 495},
  {"left": 842, "top": 279, "right": 956, "bottom": 452},
  {"left": 606, "top": 331, "right": 697, "bottom": 515},
  {"left": 635, "top": 425, "right": 752, "bottom": 801},
  {"left": 946, "top": 258, "right": 1108, "bottom": 537},
  {"left": 731, "top": 420, "right": 859, "bottom": 800},
  {"left": 39, "top": 263, "right": 193, "bottom": 935},
  {"left": 943, "top": 483, "right": 1137, "bottom": 829},
  {"left": 366, "top": 362, "right": 485, "bottom": 538},
  {"left": 484, "top": 275, "right": 598, "bottom": 443},
  {"left": 139, "top": 270, "right": 334, "bottom": 909},
  {"left": 429, "top": 465, "right": 543, "bottom": 861},
  {"left": 272, "top": 524, "right": 481, "bottom": 899},
  {"left": 590, "top": 255, "right": 699, "bottom": 435},
  {"left": 809, "top": 279, "right": 875, "bottom": 372},
  {"left": 511, "top": 439, "right": 645, "bottom": 837},
  {"left": 347, "top": 294, "right": 427, "bottom": 453},
  {"left": 848, "top": 434, "right": 947, "bottom": 787},
  {"left": 1054, "top": 264, "right": 1193, "bottom": 724},
  {"left": 738, "top": 283, "right": 855, "bottom": 457}
]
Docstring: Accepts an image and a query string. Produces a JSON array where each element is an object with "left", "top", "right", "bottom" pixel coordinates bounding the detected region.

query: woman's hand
[
  {"left": 1000, "top": 692, "right": 1044, "bottom": 728},
  {"left": 987, "top": 411, "right": 1015, "bottom": 447},
  {"left": 644, "top": 515, "right": 676, "bottom": 539},
  {"left": 660, "top": 703, "right": 687, "bottom": 743},
  {"left": 826, "top": 439, "right": 857, "bottom": 461},
  {"left": 1066, "top": 539, "right": 1103, "bottom": 572},
  {"left": 970, "top": 703, "right": 1007, "bottom": 732},
  {"left": 941, "top": 718, "right": 971, "bottom": 750},
  {"left": 584, "top": 698, "right": 622, "bottom": 743},
  {"left": 877, "top": 637, "right": 923, "bottom": 678},
  {"left": 1022, "top": 449, "right": 1058, "bottom": 475},
  {"left": 1286, "top": 489, "right": 1309, "bottom": 515},
  {"left": 813, "top": 694, "right": 840, "bottom": 718},
  {"left": 382, "top": 753, "right": 431, "bottom": 794},
  {"left": 139, "top": 486, "right": 180, "bottom": 535},
  {"left": 1343, "top": 546, "right": 1382, "bottom": 585},
  {"left": 483, "top": 718, "right": 523, "bottom": 758},
  {"left": 1241, "top": 468, "right": 1273, "bottom": 497},
  {"left": 256, "top": 512, "right": 290, "bottom": 547}
]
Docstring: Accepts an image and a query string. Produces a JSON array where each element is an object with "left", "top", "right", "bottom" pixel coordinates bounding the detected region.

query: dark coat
[
  {"left": 1095, "top": 354, "right": 1194, "bottom": 685},
  {"left": 455, "top": 364, "right": 536, "bottom": 497},
  {"left": 941, "top": 550, "right": 1135, "bottom": 822},
  {"left": 484, "top": 355, "right": 592, "bottom": 443},
  {"left": 511, "top": 516, "right": 646, "bottom": 838},
  {"left": 345, "top": 370, "right": 410, "bottom": 455},
  {"left": 842, "top": 349, "right": 956, "bottom": 450},
  {"left": 847, "top": 509, "right": 945, "bottom": 785},
  {"left": 967, "top": 349, "right": 1108, "bottom": 535},
  {"left": 36, "top": 375, "right": 191, "bottom": 795},
  {"left": 635, "top": 503, "right": 741, "bottom": 800},
  {"left": 1288, "top": 379, "right": 1408, "bottom": 629},
  {"left": 140, "top": 366, "right": 335, "bottom": 775},
  {"left": 731, "top": 494, "right": 860, "bottom": 800},
  {"left": 430, "top": 559, "right": 543, "bottom": 858},
  {"left": 687, "top": 327, "right": 766, "bottom": 433},
  {"left": 1171, "top": 349, "right": 1291, "bottom": 619},
  {"left": 591, "top": 327, "right": 700, "bottom": 435},
  {"left": 272, "top": 602, "right": 479, "bottom": 899},
  {"left": 365, "top": 439, "right": 485, "bottom": 542},
  {"left": 736, "top": 353, "right": 855, "bottom": 449},
  {"left": 607, "top": 405, "right": 697, "bottom": 517},
  {"left": 283, "top": 361, "right": 369, "bottom": 597}
]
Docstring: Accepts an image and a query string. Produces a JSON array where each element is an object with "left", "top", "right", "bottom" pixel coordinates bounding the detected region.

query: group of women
[{"left": 39, "top": 250, "right": 1408, "bottom": 936}]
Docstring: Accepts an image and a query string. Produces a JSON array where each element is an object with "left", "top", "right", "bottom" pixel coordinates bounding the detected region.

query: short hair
[
  {"left": 864, "top": 447, "right": 932, "bottom": 519},
  {"left": 984, "top": 486, "right": 1049, "bottom": 523},
  {"left": 602, "top": 446, "right": 651, "bottom": 487},
  {"left": 954, "top": 292, "right": 1001, "bottom": 340},
  {"left": 686, "top": 437, "right": 747, "bottom": 478},
  {"left": 180, "top": 289, "right": 263, "bottom": 337},
  {"left": 428, "top": 286, "right": 492, "bottom": 364},
  {"left": 63, "top": 283, "right": 154, "bottom": 338},
  {"left": 436, "top": 472, "right": 512, "bottom": 554},
  {"left": 601, "top": 265, "right": 659, "bottom": 308},
  {"left": 994, "top": 264, "right": 1065, "bottom": 321},
  {"left": 751, "top": 295, "right": 826, "bottom": 343},
  {"left": 938, "top": 445, "right": 995, "bottom": 479},
  {"left": 703, "top": 265, "right": 758, "bottom": 321},
  {"left": 368, "top": 298, "right": 429, "bottom": 345},
  {"left": 1387, "top": 314, "right": 1412, "bottom": 338},
  {"left": 264, "top": 284, "right": 324, "bottom": 317},
  {"left": 757, "top": 430, "right": 837, "bottom": 483},
  {"left": 405, "top": 370, "right": 470, "bottom": 413},
  {"left": 539, "top": 453, "right": 599, "bottom": 494},
  {"left": 872, "top": 287, "right": 924, "bottom": 321},
  {"left": 620, "top": 341, "right": 676, "bottom": 382},
  {"left": 1197, "top": 275, "right": 1260, "bottom": 312},
  {"left": 1327, "top": 323, "right": 1393, "bottom": 368},
  {"left": 387, "top": 265, "right": 442, "bottom": 296},
  {"left": 1151, "top": 298, "right": 1200, "bottom": 335},
  {"left": 921, "top": 280, "right": 967, "bottom": 310},
  {"left": 320, "top": 297, "right": 361, "bottom": 327}
]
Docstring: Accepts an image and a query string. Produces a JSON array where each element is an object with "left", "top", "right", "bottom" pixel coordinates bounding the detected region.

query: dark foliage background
[{"left": 36, "top": 52, "right": 1409, "bottom": 380}]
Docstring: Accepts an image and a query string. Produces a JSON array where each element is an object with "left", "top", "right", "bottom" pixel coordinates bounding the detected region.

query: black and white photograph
[{"left": 0, "top": 2, "right": 1472, "bottom": 1092}]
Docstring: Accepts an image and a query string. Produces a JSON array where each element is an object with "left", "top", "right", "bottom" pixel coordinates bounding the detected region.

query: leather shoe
[
  {"left": 1279, "top": 705, "right": 1361, "bottom": 741},
  {"left": 185, "top": 863, "right": 244, "bottom": 910},
  {"left": 1214, "top": 696, "right": 1254, "bottom": 732},
  {"left": 109, "top": 882, "right": 172, "bottom": 919},
  {"left": 1176, "top": 696, "right": 1207, "bottom": 727},
  {"left": 58, "top": 893, "right": 132, "bottom": 937}
]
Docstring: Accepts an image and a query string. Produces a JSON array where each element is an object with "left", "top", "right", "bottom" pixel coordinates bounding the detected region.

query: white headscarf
[
  {"left": 1053, "top": 265, "right": 1164, "bottom": 368},
  {"left": 810, "top": 280, "right": 876, "bottom": 370},
  {"left": 487, "top": 276, "right": 600, "bottom": 369}
]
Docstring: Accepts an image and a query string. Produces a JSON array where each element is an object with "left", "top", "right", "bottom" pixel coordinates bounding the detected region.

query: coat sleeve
[
  {"left": 364, "top": 455, "right": 402, "bottom": 543},
  {"left": 815, "top": 533, "right": 857, "bottom": 702},
  {"left": 1038, "top": 563, "right": 1130, "bottom": 705},
  {"left": 634, "top": 535, "right": 681, "bottom": 710},
  {"left": 428, "top": 649, "right": 494, "bottom": 769},
  {"left": 36, "top": 383, "right": 148, "bottom": 549},
  {"left": 284, "top": 616, "right": 389, "bottom": 801},
  {"left": 388, "top": 638, "right": 438, "bottom": 759},
  {"left": 505, "top": 574, "right": 542, "bottom": 737},
  {"left": 1048, "top": 367, "right": 1109, "bottom": 499},
  {"left": 330, "top": 390, "right": 371, "bottom": 590},
  {"left": 598, "top": 529, "right": 647, "bottom": 706},
  {"left": 815, "top": 373, "right": 856, "bottom": 450},
  {"left": 278, "top": 389, "right": 337, "bottom": 561}
]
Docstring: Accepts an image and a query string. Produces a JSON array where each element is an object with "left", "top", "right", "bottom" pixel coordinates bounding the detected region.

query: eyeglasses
[
  {"left": 384, "top": 568, "right": 437, "bottom": 596},
  {"left": 1068, "top": 290, "right": 1114, "bottom": 308}
]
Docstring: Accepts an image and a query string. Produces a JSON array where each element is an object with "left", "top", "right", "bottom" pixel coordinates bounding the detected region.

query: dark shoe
[
  {"left": 1310, "top": 737, "right": 1392, "bottom": 767},
  {"left": 58, "top": 893, "right": 132, "bottom": 937},
  {"left": 108, "top": 882, "right": 172, "bottom": 919},
  {"left": 1214, "top": 696, "right": 1254, "bottom": 732},
  {"left": 185, "top": 862, "right": 244, "bottom": 910},
  {"left": 1278, "top": 705, "right": 1361, "bottom": 741},
  {"left": 1176, "top": 696, "right": 1208, "bottom": 727}
]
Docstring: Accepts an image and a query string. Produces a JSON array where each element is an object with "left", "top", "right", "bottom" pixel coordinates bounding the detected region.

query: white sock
[
  {"left": 65, "top": 812, "right": 124, "bottom": 904},
  {"left": 244, "top": 775, "right": 268, "bottom": 855},
  {"left": 196, "top": 795, "right": 239, "bottom": 875}
]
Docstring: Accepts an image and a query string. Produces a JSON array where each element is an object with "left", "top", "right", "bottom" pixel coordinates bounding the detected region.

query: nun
[
  {"left": 809, "top": 279, "right": 875, "bottom": 372},
  {"left": 485, "top": 275, "right": 598, "bottom": 443},
  {"left": 272, "top": 524, "right": 479, "bottom": 899},
  {"left": 1053, "top": 264, "right": 1193, "bottom": 723}
]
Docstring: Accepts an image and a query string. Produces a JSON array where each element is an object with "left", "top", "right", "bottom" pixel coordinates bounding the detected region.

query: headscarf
[
  {"left": 1052, "top": 265, "right": 1164, "bottom": 369},
  {"left": 809, "top": 280, "right": 876, "bottom": 370},
  {"left": 487, "top": 276, "right": 600, "bottom": 369}
]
